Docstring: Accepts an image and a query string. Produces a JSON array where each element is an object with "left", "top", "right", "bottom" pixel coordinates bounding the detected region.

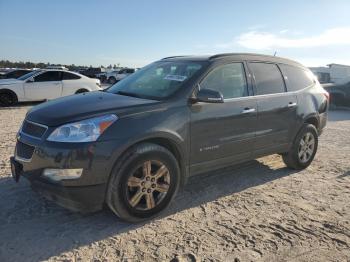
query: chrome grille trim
[{"left": 20, "top": 120, "right": 48, "bottom": 139}]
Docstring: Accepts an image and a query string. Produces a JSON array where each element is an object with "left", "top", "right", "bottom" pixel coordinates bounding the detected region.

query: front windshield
[
  {"left": 107, "top": 61, "right": 204, "bottom": 100},
  {"left": 18, "top": 70, "right": 41, "bottom": 81}
]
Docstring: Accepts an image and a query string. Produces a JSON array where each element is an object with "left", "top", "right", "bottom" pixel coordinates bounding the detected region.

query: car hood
[
  {"left": 26, "top": 91, "right": 159, "bottom": 126},
  {"left": 0, "top": 78, "right": 23, "bottom": 85}
]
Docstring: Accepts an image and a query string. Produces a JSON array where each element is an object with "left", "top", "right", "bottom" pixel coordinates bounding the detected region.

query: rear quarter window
[
  {"left": 62, "top": 72, "right": 81, "bottom": 80},
  {"left": 249, "top": 62, "right": 285, "bottom": 95},
  {"left": 279, "top": 64, "right": 315, "bottom": 92}
]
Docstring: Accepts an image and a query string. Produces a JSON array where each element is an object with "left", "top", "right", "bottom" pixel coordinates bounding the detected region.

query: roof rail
[
  {"left": 161, "top": 55, "right": 187, "bottom": 60},
  {"left": 209, "top": 53, "right": 232, "bottom": 59},
  {"left": 209, "top": 53, "right": 237, "bottom": 60},
  {"left": 209, "top": 53, "right": 278, "bottom": 60}
]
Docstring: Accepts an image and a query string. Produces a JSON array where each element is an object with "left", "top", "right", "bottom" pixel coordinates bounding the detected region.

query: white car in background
[
  {"left": 0, "top": 70, "right": 102, "bottom": 106},
  {"left": 107, "top": 68, "right": 136, "bottom": 84}
]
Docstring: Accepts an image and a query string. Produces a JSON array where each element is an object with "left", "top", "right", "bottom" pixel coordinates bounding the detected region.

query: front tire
[
  {"left": 282, "top": 124, "right": 318, "bottom": 170},
  {"left": 0, "top": 91, "right": 18, "bottom": 107},
  {"left": 106, "top": 143, "right": 180, "bottom": 223}
]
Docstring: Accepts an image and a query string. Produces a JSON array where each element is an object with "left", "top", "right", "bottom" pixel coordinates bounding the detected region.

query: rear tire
[
  {"left": 106, "top": 143, "right": 180, "bottom": 223},
  {"left": 75, "top": 89, "right": 89, "bottom": 94},
  {"left": 108, "top": 77, "right": 117, "bottom": 84},
  {"left": 282, "top": 124, "right": 318, "bottom": 170},
  {"left": 0, "top": 91, "right": 18, "bottom": 107},
  {"left": 100, "top": 75, "right": 107, "bottom": 83}
]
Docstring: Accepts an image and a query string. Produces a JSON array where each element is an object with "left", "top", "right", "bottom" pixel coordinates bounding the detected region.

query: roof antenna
[{"left": 273, "top": 51, "right": 277, "bottom": 56}]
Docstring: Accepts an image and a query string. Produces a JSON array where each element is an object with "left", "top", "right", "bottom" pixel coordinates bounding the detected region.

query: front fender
[
  {"left": 0, "top": 83, "right": 25, "bottom": 101},
  {"left": 100, "top": 105, "right": 190, "bottom": 183},
  {"left": 106, "top": 130, "right": 188, "bottom": 187}
]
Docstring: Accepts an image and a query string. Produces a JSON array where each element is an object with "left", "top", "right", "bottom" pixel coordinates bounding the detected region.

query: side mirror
[
  {"left": 195, "top": 88, "right": 224, "bottom": 103},
  {"left": 26, "top": 77, "right": 34, "bottom": 83}
]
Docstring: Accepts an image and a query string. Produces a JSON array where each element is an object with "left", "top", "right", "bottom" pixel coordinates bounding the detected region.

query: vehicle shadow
[
  {"left": 0, "top": 101, "right": 41, "bottom": 110},
  {"left": 0, "top": 159, "right": 297, "bottom": 261},
  {"left": 337, "top": 171, "right": 350, "bottom": 179}
]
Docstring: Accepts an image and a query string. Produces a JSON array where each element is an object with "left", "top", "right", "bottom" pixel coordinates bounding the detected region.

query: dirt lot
[{"left": 0, "top": 105, "right": 349, "bottom": 262}]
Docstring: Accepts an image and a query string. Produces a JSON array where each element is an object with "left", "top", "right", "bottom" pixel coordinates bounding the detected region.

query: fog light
[{"left": 43, "top": 168, "right": 83, "bottom": 181}]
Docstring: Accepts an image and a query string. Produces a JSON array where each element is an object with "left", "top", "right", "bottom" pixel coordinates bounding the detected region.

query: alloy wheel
[
  {"left": 126, "top": 160, "right": 170, "bottom": 210},
  {"left": 298, "top": 132, "right": 315, "bottom": 163}
]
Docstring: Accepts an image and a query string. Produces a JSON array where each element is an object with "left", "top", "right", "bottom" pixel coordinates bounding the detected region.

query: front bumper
[
  {"left": 12, "top": 131, "right": 125, "bottom": 212},
  {"left": 30, "top": 177, "right": 106, "bottom": 212}
]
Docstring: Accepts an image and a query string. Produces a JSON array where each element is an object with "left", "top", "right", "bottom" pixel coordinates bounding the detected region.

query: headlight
[{"left": 47, "top": 114, "right": 118, "bottom": 142}]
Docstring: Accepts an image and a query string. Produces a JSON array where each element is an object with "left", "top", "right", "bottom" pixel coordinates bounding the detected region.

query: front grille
[
  {"left": 16, "top": 141, "right": 35, "bottom": 160},
  {"left": 21, "top": 121, "right": 47, "bottom": 138}
]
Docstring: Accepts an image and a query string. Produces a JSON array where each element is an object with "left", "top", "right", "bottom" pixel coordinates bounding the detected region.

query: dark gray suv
[{"left": 10, "top": 53, "right": 329, "bottom": 222}]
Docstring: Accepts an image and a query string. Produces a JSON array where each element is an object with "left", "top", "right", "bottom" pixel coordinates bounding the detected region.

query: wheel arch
[
  {"left": 108, "top": 133, "right": 188, "bottom": 189},
  {"left": 304, "top": 114, "right": 319, "bottom": 130},
  {"left": 75, "top": 88, "right": 89, "bottom": 94}
]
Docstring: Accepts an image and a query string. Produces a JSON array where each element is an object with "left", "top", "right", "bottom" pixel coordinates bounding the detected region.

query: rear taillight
[{"left": 323, "top": 90, "right": 330, "bottom": 101}]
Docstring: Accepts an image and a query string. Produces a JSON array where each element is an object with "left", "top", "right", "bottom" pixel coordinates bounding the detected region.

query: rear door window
[
  {"left": 34, "top": 71, "right": 62, "bottom": 82},
  {"left": 62, "top": 72, "right": 81, "bottom": 80},
  {"left": 279, "top": 64, "right": 315, "bottom": 91},
  {"left": 249, "top": 63, "right": 285, "bottom": 95}
]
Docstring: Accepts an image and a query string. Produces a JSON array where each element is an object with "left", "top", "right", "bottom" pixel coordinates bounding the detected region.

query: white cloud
[
  {"left": 247, "top": 24, "right": 266, "bottom": 31},
  {"left": 236, "top": 27, "right": 350, "bottom": 50}
]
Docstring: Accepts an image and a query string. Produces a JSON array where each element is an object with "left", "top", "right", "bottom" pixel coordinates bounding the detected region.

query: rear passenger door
[
  {"left": 61, "top": 72, "right": 82, "bottom": 95},
  {"left": 24, "top": 71, "right": 62, "bottom": 101},
  {"left": 248, "top": 62, "right": 298, "bottom": 156}
]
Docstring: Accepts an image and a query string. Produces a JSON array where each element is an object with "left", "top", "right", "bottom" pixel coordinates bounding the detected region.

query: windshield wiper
[
  {"left": 115, "top": 91, "right": 142, "bottom": 98},
  {"left": 111, "top": 90, "right": 161, "bottom": 101}
]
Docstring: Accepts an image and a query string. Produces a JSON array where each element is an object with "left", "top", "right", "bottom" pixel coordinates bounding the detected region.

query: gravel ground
[{"left": 0, "top": 105, "right": 349, "bottom": 262}]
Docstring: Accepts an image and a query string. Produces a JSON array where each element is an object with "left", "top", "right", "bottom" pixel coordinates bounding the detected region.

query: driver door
[
  {"left": 190, "top": 62, "right": 257, "bottom": 175},
  {"left": 24, "top": 71, "right": 62, "bottom": 101}
]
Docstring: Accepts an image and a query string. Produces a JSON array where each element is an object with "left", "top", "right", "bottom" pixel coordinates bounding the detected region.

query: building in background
[{"left": 310, "top": 64, "right": 350, "bottom": 84}]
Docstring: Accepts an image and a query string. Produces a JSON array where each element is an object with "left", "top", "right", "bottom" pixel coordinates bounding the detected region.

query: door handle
[
  {"left": 241, "top": 108, "right": 256, "bottom": 114},
  {"left": 287, "top": 102, "right": 297, "bottom": 108}
]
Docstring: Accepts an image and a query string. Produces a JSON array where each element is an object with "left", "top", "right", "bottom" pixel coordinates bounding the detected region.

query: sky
[{"left": 1, "top": 0, "right": 350, "bottom": 68}]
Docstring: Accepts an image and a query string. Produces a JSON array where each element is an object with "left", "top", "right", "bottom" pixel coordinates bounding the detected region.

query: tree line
[{"left": 0, "top": 60, "right": 121, "bottom": 70}]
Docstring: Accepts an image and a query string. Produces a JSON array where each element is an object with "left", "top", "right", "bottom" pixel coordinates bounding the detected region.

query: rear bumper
[{"left": 319, "top": 111, "right": 328, "bottom": 135}]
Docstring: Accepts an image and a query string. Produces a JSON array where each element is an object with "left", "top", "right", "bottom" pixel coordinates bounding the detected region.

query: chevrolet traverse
[{"left": 10, "top": 53, "right": 329, "bottom": 222}]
